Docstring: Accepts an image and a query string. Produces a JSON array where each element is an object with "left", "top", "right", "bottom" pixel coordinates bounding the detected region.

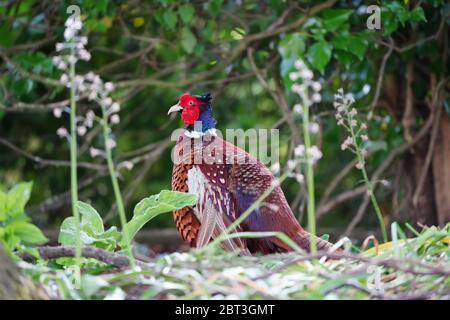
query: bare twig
[{"left": 19, "top": 245, "right": 148, "bottom": 268}]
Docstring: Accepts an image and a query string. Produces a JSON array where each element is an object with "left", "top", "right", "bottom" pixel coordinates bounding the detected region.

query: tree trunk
[{"left": 432, "top": 114, "right": 450, "bottom": 224}]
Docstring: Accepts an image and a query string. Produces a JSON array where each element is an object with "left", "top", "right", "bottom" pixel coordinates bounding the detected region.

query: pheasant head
[{"left": 168, "top": 92, "right": 217, "bottom": 133}]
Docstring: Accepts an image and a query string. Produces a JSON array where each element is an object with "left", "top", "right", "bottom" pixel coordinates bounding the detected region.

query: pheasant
[{"left": 168, "top": 92, "right": 333, "bottom": 254}]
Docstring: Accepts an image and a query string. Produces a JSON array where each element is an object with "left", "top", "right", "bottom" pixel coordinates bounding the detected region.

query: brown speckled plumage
[{"left": 171, "top": 131, "right": 333, "bottom": 253}]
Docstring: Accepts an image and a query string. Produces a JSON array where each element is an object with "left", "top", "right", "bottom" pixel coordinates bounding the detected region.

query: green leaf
[
  {"left": 322, "top": 9, "right": 353, "bottom": 30},
  {"left": 77, "top": 201, "right": 104, "bottom": 235},
  {"left": 12, "top": 78, "right": 34, "bottom": 97},
  {"left": 0, "top": 190, "right": 6, "bottom": 220},
  {"left": 278, "top": 33, "right": 306, "bottom": 59},
  {"left": 58, "top": 217, "right": 96, "bottom": 245},
  {"left": 122, "top": 190, "right": 197, "bottom": 246},
  {"left": 178, "top": 4, "right": 194, "bottom": 24},
  {"left": 6, "top": 181, "right": 32, "bottom": 216},
  {"left": 206, "top": 0, "right": 223, "bottom": 17},
  {"left": 180, "top": 27, "right": 197, "bottom": 54},
  {"left": 8, "top": 221, "right": 48, "bottom": 244},
  {"left": 347, "top": 34, "right": 368, "bottom": 60},
  {"left": 307, "top": 41, "right": 332, "bottom": 73},
  {"left": 163, "top": 10, "right": 177, "bottom": 30},
  {"left": 409, "top": 7, "right": 427, "bottom": 23}
]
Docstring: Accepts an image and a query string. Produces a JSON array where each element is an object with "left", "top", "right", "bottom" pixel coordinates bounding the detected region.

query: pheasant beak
[{"left": 167, "top": 103, "right": 183, "bottom": 115}]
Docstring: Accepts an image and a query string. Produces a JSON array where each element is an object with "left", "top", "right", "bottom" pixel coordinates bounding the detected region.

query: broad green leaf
[
  {"left": 163, "top": 10, "right": 177, "bottom": 30},
  {"left": 307, "top": 41, "right": 332, "bottom": 73},
  {"left": 58, "top": 216, "right": 96, "bottom": 245},
  {"left": 8, "top": 221, "right": 48, "bottom": 244},
  {"left": 6, "top": 181, "right": 32, "bottom": 215},
  {"left": 123, "top": 190, "right": 197, "bottom": 246},
  {"left": 178, "top": 4, "right": 194, "bottom": 24},
  {"left": 322, "top": 9, "right": 353, "bottom": 30},
  {"left": 347, "top": 34, "right": 368, "bottom": 60},
  {"left": 78, "top": 201, "right": 104, "bottom": 234},
  {"left": 181, "top": 27, "right": 197, "bottom": 54}
]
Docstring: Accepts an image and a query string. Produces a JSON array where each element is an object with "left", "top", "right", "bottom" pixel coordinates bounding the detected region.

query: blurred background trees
[{"left": 0, "top": 0, "right": 448, "bottom": 246}]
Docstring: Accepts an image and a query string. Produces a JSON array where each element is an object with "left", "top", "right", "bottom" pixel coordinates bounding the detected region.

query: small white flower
[
  {"left": 351, "top": 119, "right": 357, "bottom": 127},
  {"left": 291, "top": 84, "right": 304, "bottom": 94},
  {"left": 89, "top": 147, "right": 102, "bottom": 158},
  {"left": 361, "top": 149, "right": 369, "bottom": 157},
  {"left": 65, "top": 17, "right": 82, "bottom": 29},
  {"left": 64, "top": 28, "right": 76, "bottom": 41},
  {"left": 309, "top": 122, "right": 320, "bottom": 134},
  {"left": 312, "top": 81, "right": 322, "bottom": 92},
  {"left": 350, "top": 108, "right": 358, "bottom": 116},
  {"left": 106, "top": 138, "right": 116, "bottom": 150},
  {"left": 337, "top": 119, "right": 344, "bottom": 126},
  {"left": 56, "top": 43, "right": 64, "bottom": 51},
  {"left": 381, "top": 179, "right": 390, "bottom": 187},
  {"left": 300, "top": 69, "right": 313, "bottom": 80},
  {"left": 289, "top": 72, "right": 300, "bottom": 81},
  {"left": 104, "top": 82, "right": 115, "bottom": 92},
  {"left": 77, "top": 126, "right": 87, "bottom": 136},
  {"left": 110, "top": 102, "right": 120, "bottom": 113},
  {"left": 57, "top": 127, "right": 68, "bottom": 138},
  {"left": 293, "top": 103, "right": 303, "bottom": 114},
  {"left": 287, "top": 160, "right": 297, "bottom": 170},
  {"left": 361, "top": 123, "right": 368, "bottom": 130},
  {"left": 356, "top": 162, "right": 363, "bottom": 170},
  {"left": 311, "top": 93, "right": 321, "bottom": 103},
  {"left": 308, "top": 146, "right": 322, "bottom": 162},
  {"left": 80, "top": 36, "right": 88, "bottom": 45},
  {"left": 294, "top": 59, "right": 305, "bottom": 70},
  {"left": 60, "top": 74, "right": 69, "bottom": 84},
  {"left": 337, "top": 106, "right": 346, "bottom": 113},
  {"left": 270, "top": 162, "right": 280, "bottom": 174},
  {"left": 57, "top": 61, "right": 67, "bottom": 70},
  {"left": 295, "top": 174, "right": 304, "bottom": 184},
  {"left": 85, "top": 72, "right": 96, "bottom": 81},
  {"left": 294, "top": 144, "right": 305, "bottom": 157},
  {"left": 68, "top": 55, "right": 77, "bottom": 64},
  {"left": 52, "top": 56, "right": 61, "bottom": 64},
  {"left": 74, "top": 75, "right": 84, "bottom": 86},
  {"left": 361, "top": 135, "right": 368, "bottom": 141},
  {"left": 88, "top": 91, "right": 97, "bottom": 101},
  {"left": 53, "top": 107, "right": 63, "bottom": 118},
  {"left": 79, "top": 49, "right": 91, "bottom": 61},
  {"left": 102, "top": 97, "right": 113, "bottom": 106},
  {"left": 121, "top": 161, "right": 134, "bottom": 171},
  {"left": 84, "top": 111, "right": 95, "bottom": 128},
  {"left": 110, "top": 114, "right": 120, "bottom": 124}
]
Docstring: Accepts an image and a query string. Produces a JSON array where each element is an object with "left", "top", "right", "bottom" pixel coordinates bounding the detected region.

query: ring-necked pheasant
[{"left": 168, "top": 92, "right": 332, "bottom": 254}]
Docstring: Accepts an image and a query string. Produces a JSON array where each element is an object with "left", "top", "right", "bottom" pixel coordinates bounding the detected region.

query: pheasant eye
[{"left": 188, "top": 100, "right": 194, "bottom": 106}]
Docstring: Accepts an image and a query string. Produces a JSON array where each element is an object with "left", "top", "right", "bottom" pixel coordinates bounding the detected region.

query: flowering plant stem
[
  {"left": 348, "top": 122, "right": 388, "bottom": 243},
  {"left": 101, "top": 108, "right": 136, "bottom": 269},
  {"left": 68, "top": 45, "right": 82, "bottom": 285},
  {"left": 300, "top": 93, "right": 317, "bottom": 254}
]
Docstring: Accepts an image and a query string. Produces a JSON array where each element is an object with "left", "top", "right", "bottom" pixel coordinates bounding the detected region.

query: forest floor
[{"left": 18, "top": 223, "right": 450, "bottom": 300}]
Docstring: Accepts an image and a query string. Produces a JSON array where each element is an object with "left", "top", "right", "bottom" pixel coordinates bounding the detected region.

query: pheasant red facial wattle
[{"left": 168, "top": 92, "right": 333, "bottom": 254}]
